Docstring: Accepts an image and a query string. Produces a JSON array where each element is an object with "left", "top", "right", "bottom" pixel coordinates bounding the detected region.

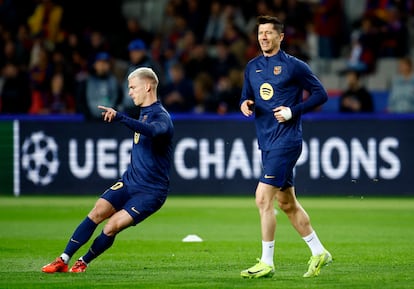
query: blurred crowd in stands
[{"left": 1, "top": 0, "right": 414, "bottom": 118}]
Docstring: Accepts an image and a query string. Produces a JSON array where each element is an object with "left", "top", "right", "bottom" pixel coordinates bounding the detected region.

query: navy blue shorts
[
  {"left": 101, "top": 181, "right": 167, "bottom": 225},
  {"left": 259, "top": 143, "right": 302, "bottom": 189}
]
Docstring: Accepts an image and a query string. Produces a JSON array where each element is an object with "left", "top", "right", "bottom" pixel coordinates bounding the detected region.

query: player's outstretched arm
[{"left": 98, "top": 105, "right": 117, "bottom": 122}]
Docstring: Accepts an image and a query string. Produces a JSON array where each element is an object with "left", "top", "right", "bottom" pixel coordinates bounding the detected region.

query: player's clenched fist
[
  {"left": 240, "top": 100, "right": 255, "bottom": 117},
  {"left": 98, "top": 105, "right": 117, "bottom": 122}
]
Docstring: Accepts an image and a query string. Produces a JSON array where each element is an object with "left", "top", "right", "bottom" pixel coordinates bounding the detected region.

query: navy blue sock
[
  {"left": 63, "top": 217, "right": 97, "bottom": 257},
  {"left": 82, "top": 231, "right": 115, "bottom": 264}
]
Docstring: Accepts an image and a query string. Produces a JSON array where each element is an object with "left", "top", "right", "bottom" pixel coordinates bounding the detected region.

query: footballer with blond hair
[{"left": 42, "top": 67, "right": 174, "bottom": 273}]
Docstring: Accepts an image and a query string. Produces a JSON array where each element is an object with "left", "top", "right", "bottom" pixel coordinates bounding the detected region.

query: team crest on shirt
[
  {"left": 259, "top": 83, "right": 274, "bottom": 100},
  {"left": 134, "top": 114, "right": 146, "bottom": 144},
  {"left": 273, "top": 66, "right": 282, "bottom": 75},
  {"left": 134, "top": 132, "right": 140, "bottom": 144}
]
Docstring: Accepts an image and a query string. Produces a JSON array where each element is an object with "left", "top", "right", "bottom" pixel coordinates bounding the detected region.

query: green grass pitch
[{"left": 0, "top": 195, "right": 413, "bottom": 289}]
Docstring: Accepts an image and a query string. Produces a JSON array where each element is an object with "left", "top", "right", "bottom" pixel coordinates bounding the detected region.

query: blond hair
[{"left": 128, "top": 67, "right": 159, "bottom": 88}]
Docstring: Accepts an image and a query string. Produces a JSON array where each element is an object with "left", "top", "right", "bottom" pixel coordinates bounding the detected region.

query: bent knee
[
  {"left": 88, "top": 199, "right": 115, "bottom": 223},
  {"left": 88, "top": 209, "right": 106, "bottom": 223},
  {"left": 103, "top": 221, "right": 121, "bottom": 236},
  {"left": 278, "top": 200, "right": 296, "bottom": 214},
  {"left": 103, "top": 210, "right": 134, "bottom": 236}
]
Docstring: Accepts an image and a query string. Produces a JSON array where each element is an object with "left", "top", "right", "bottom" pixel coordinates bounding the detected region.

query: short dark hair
[
  {"left": 256, "top": 15, "right": 284, "bottom": 34},
  {"left": 346, "top": 69, "right": 361, "bottom": 80}
]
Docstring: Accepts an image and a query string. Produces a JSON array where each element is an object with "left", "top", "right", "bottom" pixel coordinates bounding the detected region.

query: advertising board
[{"left": 6, "top": 116, "right": 412, "bottom": 196}]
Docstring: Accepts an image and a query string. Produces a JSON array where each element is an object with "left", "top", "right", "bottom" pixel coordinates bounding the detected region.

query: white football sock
[
  {"left": 261, "top": 240, "right": 275, "bottom": 266},
  {"left": 303, "top": 231, "right": 325, "bottom": 256},
  {"left": 60, "top": 253, "right": 70, "bottom": 264},
  {"left": 79, "top": 256, "right": 88, "bottom": 265}
]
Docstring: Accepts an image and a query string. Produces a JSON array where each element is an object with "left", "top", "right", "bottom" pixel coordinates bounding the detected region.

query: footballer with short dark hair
[{"left": 239, "top": 15, "right": 332, "bottom": 279}]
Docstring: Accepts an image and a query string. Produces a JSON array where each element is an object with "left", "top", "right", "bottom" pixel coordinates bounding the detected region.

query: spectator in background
[
  {"left": 124, "top": 18, "right": 153, "bottom": 49},
  {"left": 159, "top": 0, "right": 179, "bottom": 44},
  {"left": 245, "top": 0, "right": 272, "bottom": 34},
  {"left": 161, "top": 62, "right": 194, "bottom": 113},
  {"left": 202, "top": 1, "right": 246, "bottom": 46},
  {"left": 192, "top": 72, "right": 216, "bottom": 114},
  {"left": 28, "top": 40, "right": 53, "bottom": 114},
  {"left": 184, "top": 43, "right": 214, "bottom": 80},
  {"left": 387, "top": 56, "right": 414, "bottom": 113},
  {"left": 222, "top": 22, "right": 248, "bottom": 67},
  {"left": 313, "top": 0, "right": 345, "bottom": 72},
  {"left": 0, "top": 38, "right": 25, "bottom": 69},
  {"left": 282, "top": 0, "right": 313, "bottom": 61},
  {"left": 211, "top": 41, "right": 240, "bottom": 81},
  {"left": 245, "top": 30, "right": 261, "bottom": 60},
  {"left": 345, "top": 16, "right": 380, "bottom": 74},
  {"left": 27, "top": 0, "right": 64, "bottom": 50},
  {"left": 49, "top": 47, "right": 68, "bottom": 75},
  {"left": 116, "top": 18, "right": 154, "bottom": 61},
  {"left": 83, "top": 30, "right": 111, "bottom": 70},
  {"left": 184, "top": 0, "right": 207, "bottom": 44},
  {"left": 14, "top": 23, "right": 33, "bottom": 68},
  {"left": 76, "top": 52, "right": 122, "bottom": 121},
  {"left": 220, "top": 3, "right": 247, "bottom": 36},
  {"left": 58, "top": 31, "right": 85, "bottom": 64},
  {"left": 24, "top": 34, "right": 77, "bottom": 114},
  {"left": 164, "top": 14, "right": 189, "bottom": 52},
  {"left": 175, "top": 30, "right": 197, "bottom": 65},
  {"left": 214, "top": 68, "right": 243, "bottom": 114},
  {"left": 0, "top": 62, "right": 31, "bottom": 113},
  {"left": 304, "top": 21, "right": 319, "bottom": 64},
  {"left": 120, "top": 39, "right": 162, "bottom": 118},
  {"left": 284, "top": 0, "right": 312, "bottom": 35},
  {"left": 56, "top": 31, "right": 89, "bottom": 86},
  {"left": 203, "top": 1, "right": 225, "bottom": 45},
  {"left": 271, "top": 0, "right": 287, "bottom": 17},
  {"left": 44, "top": 72, "right": 75, "bottom": 114},
  {"left": 379, "top": 6, "right": 409, "bottom": 57},
  {"left": 339, "top": 69, "right": 374, "bottom": 113}
]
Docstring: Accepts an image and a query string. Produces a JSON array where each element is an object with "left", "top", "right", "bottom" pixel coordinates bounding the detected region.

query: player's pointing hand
[{"left": 98, "top": 105, "right": 117, "bottom": 122}]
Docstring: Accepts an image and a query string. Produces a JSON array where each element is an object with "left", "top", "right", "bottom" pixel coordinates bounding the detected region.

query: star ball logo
[{"left": 21, "top": 131, "right": 60, "bottom": 186}]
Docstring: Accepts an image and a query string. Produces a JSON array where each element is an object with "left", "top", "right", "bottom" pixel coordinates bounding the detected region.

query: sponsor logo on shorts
[{"left": 131, "top": 207, "right": 140, "bottom": 214}]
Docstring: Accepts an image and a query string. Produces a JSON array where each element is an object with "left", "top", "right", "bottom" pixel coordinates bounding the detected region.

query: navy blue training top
[
  {"left": 240, "top": 50, "right": 327, "bottom": 151},
  {"left": 115, "top": 101, "right": 174, "bottom": 194}
]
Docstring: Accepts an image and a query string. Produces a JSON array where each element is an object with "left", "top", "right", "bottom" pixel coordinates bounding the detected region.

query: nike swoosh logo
[
  {"left": 248, "top": 269, "right": 266, "bottom": 274},
  {"left": 131, "top": 207, "right": 140, "bottom": 214},
  {"left": 264, "top": 175, "right": 275, "bottom": 179},
  {"left": 70, "top": 238, "right": 80, "bottom": 244},
  {"left": 256, "top": 69, "right": 262, "bottom": 72}
]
